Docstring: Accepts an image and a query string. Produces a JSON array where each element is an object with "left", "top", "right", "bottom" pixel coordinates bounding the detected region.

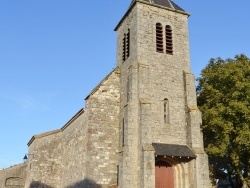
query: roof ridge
[{"left": 150, "top": 0, "right": 185, "bottom": 12}]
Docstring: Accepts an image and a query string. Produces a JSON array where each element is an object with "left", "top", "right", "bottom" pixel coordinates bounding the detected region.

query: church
[{"left": 0, "top": 0, "right": 210, "bottom": 187}]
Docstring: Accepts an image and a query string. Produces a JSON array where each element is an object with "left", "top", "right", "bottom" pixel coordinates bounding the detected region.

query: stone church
[{"left": 0, "top": 0, "right": 210, "bottom": 187}]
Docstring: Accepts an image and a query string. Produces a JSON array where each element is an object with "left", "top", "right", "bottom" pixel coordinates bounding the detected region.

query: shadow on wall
[
  {"left": 29, "top": 181, "right": 54, "bottom": 188},
  {"left": 66, "top": 179, "right": 101, "bottom": 188},
  {"left": 29, "top": 179, "right": 111, "bottom": 188}
]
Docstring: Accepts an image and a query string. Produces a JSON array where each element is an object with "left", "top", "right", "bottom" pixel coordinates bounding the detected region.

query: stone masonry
[
  {"left": 115, "top": 1, "right": 210, "bottom": 187},
  {"left": 0, "top": 0, "right": 210, "bottom": 187},
  {"left": 0, "top": 163, "right": 27, "bottom": 188}
]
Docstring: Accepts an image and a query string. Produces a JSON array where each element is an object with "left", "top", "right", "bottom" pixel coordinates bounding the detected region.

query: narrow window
[
  {"left": 117, "top": 165, "right": 119, "bottom": 186},
  {"left": 126, "top": 29, "right": 130, "bottom": 59},
  {"left": 122, "top": 34, "right": 126, "bottom": 62},
  {"left": 156, "top": 23, "right": 163, "bottom": 53},
  {"left": 127, "top": 76, "right": 130, "bottom": 102},
  {"left": 122, "top": 29, "right": 130, "bottom": 62},
  {"left": 165, "top": 25, "right": 173, "bottom": 54},
  {"left": 122, "top": 119, "right": 125, "bottom": 147},
  {"left": 164, "top": 98, "right": 169, "bottom": 124}
]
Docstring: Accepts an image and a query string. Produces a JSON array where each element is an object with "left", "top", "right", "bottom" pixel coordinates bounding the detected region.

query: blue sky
[{"left": 0, "top": 0, "right": 249, "bottom": 168}]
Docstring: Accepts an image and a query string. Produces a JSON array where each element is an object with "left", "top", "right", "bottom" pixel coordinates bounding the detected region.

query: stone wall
[
  {"left": 23, "top": 68, "right": 120, "bottom": 188},
  {"left": 25, "top": 130, "right": 62, "bottom": 188},
  {"left": 116, "top": 3, "right": 140, "bottom": 187},
  {"left": 0, "top": 163, "right": 27, "bottom": 188},
  {"left": 85, "top": 67, "right": 120, "bottom": 188},
  {"left": 0, "top": 1, "right": 210, "bottom": 188},
  {"left": 135, "top": 1, "right": 191, "bottom": 145},
  {"left": 60, "top": 109, "right": 87, "bottom": 188},
  {"left": 116, "top": 0, "right": 210, "bottom": 187}
]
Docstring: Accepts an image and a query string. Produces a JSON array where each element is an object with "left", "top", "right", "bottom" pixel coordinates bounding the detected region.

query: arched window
[
  {"left": 156, "top": 23, "right": 163, "bottom": 53},
  {"left": 164, "top": 98, "right": 169, "bottom": 124},
  {"left": 165, "top": 25, "right": 173, "bottom": 54}
]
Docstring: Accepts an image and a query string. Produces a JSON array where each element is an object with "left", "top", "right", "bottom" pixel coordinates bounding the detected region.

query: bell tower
[{"left": 115, "top": 0, "right": 210, "bottom": 187}]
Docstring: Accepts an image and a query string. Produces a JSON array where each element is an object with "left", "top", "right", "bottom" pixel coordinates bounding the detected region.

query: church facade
[{"left": 0, "top": 0, "right": 210, "bottom": 187}]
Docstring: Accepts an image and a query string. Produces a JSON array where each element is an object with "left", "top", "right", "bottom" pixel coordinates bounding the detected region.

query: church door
[{"left": 155, "top": 161, "right": 174, "bottom": 188}]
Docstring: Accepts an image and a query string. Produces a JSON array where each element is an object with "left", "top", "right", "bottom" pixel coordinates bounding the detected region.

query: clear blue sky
[{"left": 0, "top": 0, "right": 249, "bottom": 168}]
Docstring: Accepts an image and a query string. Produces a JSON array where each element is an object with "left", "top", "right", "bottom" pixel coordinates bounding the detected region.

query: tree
[{"left": 197, "top": 54, "right": 250, "bottom": 188}]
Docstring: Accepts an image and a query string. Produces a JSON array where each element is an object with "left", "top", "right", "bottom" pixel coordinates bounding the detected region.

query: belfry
[{"left": 115, "top": 0, "right": 210, "bottom": 187}]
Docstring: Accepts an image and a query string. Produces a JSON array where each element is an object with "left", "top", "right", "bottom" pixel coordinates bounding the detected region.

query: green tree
[{"left": 197, "top": 54, "right": 250, "bottom": 188}]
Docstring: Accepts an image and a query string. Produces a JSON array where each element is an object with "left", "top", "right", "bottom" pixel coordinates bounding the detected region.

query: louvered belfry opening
[
  {"left": 156, "top": 23, "right": 163, "bottom": 53},
  {"left": 122, "top": 34, "right": 126, "bottom": 61},
  {"left": 126, "top": 29, "right": 130, "bottom": 59},
  {"left": 165, "top": 25, "right": 173, "bottom": 54},
  {"left": 122, "top": 29, "right": 130, "bottom": 62}
]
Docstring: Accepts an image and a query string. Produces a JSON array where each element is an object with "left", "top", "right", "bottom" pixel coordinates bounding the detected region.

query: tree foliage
[{"left": 197, "top": 54, "right": 250, "bottom": 188}]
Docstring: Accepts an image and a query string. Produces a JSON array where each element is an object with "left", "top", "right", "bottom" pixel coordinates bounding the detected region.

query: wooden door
[{"left": 155, "top": 161, "right": 174, "bottom": 188}]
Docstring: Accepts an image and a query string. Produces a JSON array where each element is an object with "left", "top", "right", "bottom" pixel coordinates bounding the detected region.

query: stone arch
[
  {"left": 5, "top": 177, "right": 25, "bottom": 187},
  {"left": 155, "top": 157, "right": 188, "bottom": 188}
]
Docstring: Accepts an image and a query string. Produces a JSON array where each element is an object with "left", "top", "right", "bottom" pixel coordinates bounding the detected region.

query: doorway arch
[{"left": 155, "top": 160, "right": 174, "bottom": 188}]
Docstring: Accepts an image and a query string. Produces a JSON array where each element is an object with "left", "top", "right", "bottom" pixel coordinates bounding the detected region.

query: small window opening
[
  {"left": 122, "top": 29, "right": 130, "bottom": 62},
  {"left": 165, "top": 25, "right": 173, "bottom": 54},
  {"left": 164, "top": 98, "right": 169, "bottom": 124},
  {"left": 122, "top": 34, "right": 126, "bottom": 62},
  {"left": 127, "top": 75, "right": 130, "bottom": 102},
  {"left": 156, "top": 23, "right": 163, "bottom": 53},
  {"left": 117, "top": 165, "right": 119, "bottom": 186},
  {"left": 126, "top": 29, "right": 130, "bottom": 59},
  {"left": 122, "top": 119, "right": 125, "bottom": 147}
]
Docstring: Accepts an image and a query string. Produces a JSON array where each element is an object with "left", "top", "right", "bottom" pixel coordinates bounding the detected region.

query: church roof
[
  {"left": 139, "top": 0, "right": 184, "bottom": 12},
  {"left": 115, "top": 0, "right": 188, "bottom": 31},
  {"left": 28, "top": 108, "right": 84, "bottom": 146}
]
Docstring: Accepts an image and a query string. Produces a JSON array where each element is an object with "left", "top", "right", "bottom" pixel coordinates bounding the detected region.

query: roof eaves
[
  {"left": 85, "top": 67, "right": 120, "bottom": 100},
  {"left": 61, "top": 108, "right": 85, "bottom": 131},
  {"left": 150, "top": 1, "right": 190, "bottom": 16},
  {"left": 1, "top": 163, "right": 27, "bottom": 170},
  {"left": 152, "top": 143, "right": 196, "bottom": 158},
  {"left": 115, "top": 0, "right": 189, "bottom": 31},
  {"left": 114, "top": 0, "right": 137, "bottom": 31},
  {"left": 27, "top": 129, "right": 62, "bottom": 146},
  {"left": 28, "top": 108, "right": 85, "bottom": 146},
  {"left": 170, "top": 0, "right": 185, "bottom": 12}
]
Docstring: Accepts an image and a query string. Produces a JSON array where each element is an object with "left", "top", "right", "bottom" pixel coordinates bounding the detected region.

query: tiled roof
[
  {"left": 152, "top": 143, "right": 196, "bottom": 158},
  {"left": 152, "top": 0, "right": 185, "bottom": 11},
  {"left": 115, "top": 0, "right": 187, "bottom": 31},
  {"left": 129, "top": 0, "right": 185, "bottom": 12}
]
